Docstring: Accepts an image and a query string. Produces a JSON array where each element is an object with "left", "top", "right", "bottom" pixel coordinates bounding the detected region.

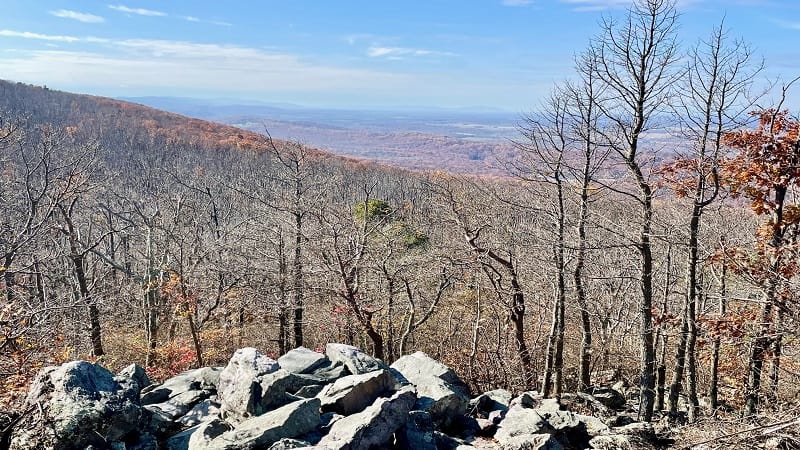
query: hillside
[
  {"left": 0, "top": 81, "right": 330, "bottom": 163},
  {"left": 125, "top": 96, "right": 518, "bottom": 176},
  {"left": 1, "top": 79, "right": 800, "bottom": 449},
  {"left": 0, "top": 81, "right": 514, "bottom": 177}
]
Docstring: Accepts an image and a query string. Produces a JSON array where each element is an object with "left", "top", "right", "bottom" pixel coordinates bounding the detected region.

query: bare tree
[
  {"left": 1, "top": 123, "right": 87, "bottom": 359},
  {"left": 664, "top": 22, "right": 760, "bottom": 420},
  {"left": 431, "top": 175, "right": 536, "bottom": 389},
  {"left": 511, "top": 86, "right": 571, "bottom": 397},
  {"left": 231, "top": 134, "right": 320, "bottom": 351},
  {"left": 566, "top": 51, "right": 610, "bottom": 392},
  {"left": 589, "top": 0, "right": 680, "bottom": 421}
]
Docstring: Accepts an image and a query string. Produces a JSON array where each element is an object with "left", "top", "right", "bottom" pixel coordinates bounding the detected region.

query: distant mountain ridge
[
  {"left": 125, "top": 96, "right": 520, "bottom": 175},
  {"left": 0, "top": 81, "right": 339, "bottom": 164},
  {"left": 0, "top": 81, "right": 514, "bottom": 176}
]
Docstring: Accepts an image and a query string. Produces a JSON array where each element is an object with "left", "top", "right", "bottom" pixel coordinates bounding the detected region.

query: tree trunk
[
  {"left": 510, "top": 290, "right": 534, "bottom": 390},
  {"left": 745, "top": 185, "right": 786, "bottom": 416},
  {"left": 277, "top": 238, "right": 289, "bottom": 355},
  {"left": 144, "top": 226, "right": 159, "bottom": 368},
  {"left": 686, "top": 277, "right": 701, "bottom": 421},
  {"left": 543, "top": 297, "right": 558, "bottom": 397},
  {"left": 187, "top": 312, "right": 203, "bottom": 367},
  {"left": 657, "top": 246, "right": 671, "bottom": 413},
  {"left": 553, "top": 176, "right": 566, "bottom": 398},
  {"left": 144, "top": 286, "right": 159, "bottom": 367},
  {"left": 87, "top": 302, "right": 104, "bottom": 358},
  {"left": 72, "top": 252, "right": 104, "bottom": 357},
  {"left": 656, "top": 365, "right": 667, "bottom": 412},
  {"left": 293, "top": 209, "right": 304, "bottom": 348},
  {"left": 744, "top": 297, "right": 773, "bottom": 416},
  {"left": 768, "top": 308, "right": 784, "bottom": 401},
  {"left": 709, "top": 260, "right": 726, "bottom": 410},
  {"left": 638, "top": 190, "right": 656, "bottom": 422},
  {"left": 575, "top": 142, "right": 593, "bottom": 393}
]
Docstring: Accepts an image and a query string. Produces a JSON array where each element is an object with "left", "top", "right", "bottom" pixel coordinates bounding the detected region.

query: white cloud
[
  {"left": 0, "top": 30, "right": 80, "bottom": 42},
  {"left": 50, "top": 9, "right": 105, "bottom": 23},
  {"left": 367, "top": 46, "right": 456, "bottom": 58},
  {"left": 108, "top": 4, "right": 167, "bottom": 17},
  {"left": 182, "top": 16, "right": 232, "bottom": 26},
  {"left": 774, "top": 19, "right": 800, "bottom": 30},
  {"left": 0, "top": 39, "right": 411, "bottom": 99},
  {"left": 502, "top": 0, "right": 535, "bottom": 6}
]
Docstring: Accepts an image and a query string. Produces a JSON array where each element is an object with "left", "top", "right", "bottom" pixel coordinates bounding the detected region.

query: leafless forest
[{"left": 2, "top": 1, "right": 800, "bottom": 444}]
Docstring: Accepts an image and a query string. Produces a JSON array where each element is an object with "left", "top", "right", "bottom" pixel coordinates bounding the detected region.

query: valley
[{"left": 126, "top": 97, "right": 520, "bottom": 176}]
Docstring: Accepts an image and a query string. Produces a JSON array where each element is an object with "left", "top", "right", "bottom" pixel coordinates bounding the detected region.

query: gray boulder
[
  {"left": 575, "top": 413, "right": 610, "bottom": 436},
  {"left": 316, "top": 387, "right": 417, "bottom": 450},
  {"left": 589, "top": 422, "right": 656, "bottom": 450},
  {"left": 391, "top": 351, "right": 470, "bottom": 397},
  {"left": 305, "top": 361, "right": 350, "bottom": 384},
  {"left": 498, "top": 434, "right": 564, "bottom": 450},
  {"left": 268, "top": 438, "right": 312, "bottom": 449},
  {"left": 179, "top": 399, "right": 221, "bottom": 427},
  {"left": 470, "top": 389, "right": 512, "bottom": 418},
  {"left": 509, "top": 391, "right": 545, "bottom": 410},
  {"left": 167, "top": 426, "right": 201, "bottom": 450},
  {"left": 190, "top": 398, "right": 320, "bottom": 450},
  {"left": 146, "top": 388, "right": 212, "bottom": 422},
  {"left": 186, "top": 418, "right": 231, "bottom": 449},
  {"left": 294, "top": 384, "right": 325, "bottom": 398},
  {"left": 214, "top": 348, "right": 295, "bottom": 422},
  {"left": 216, "top": 348, "right": 279, "bottom": 411},
  {"left": 325, "top": 343, "right": 385, "bottom": 375},
  {"left": 220, "top": 369, "right": 301, "bottom": 422},
  {"left": 397, "top": 410, "right": 437, "bottom": 450},
  {"left": 9, "top": 361, "right": 141, "bottom": 450},
  {"left": 141, "top": 367, "right": 221, "bottom": 405},
  {"left": 495, "top": 407, "right": 550, "bottom": 444},
  {"left": 615, "top": 421, "right": 654, "bottom": 439},
  {"left": 495, "top": 404, "right": 588, "bottom": 449},
  {"left": 278, "top": 347, "right": 329, "bottom": 374},
  {"left": 574, "top": 392, "right": 613, "bottom": 416},
  {"left": 475, "top": 417, "right": 497, "bottom": 436},
  {"left": 317, "top": 369, "right": 400, "bottom": 415},
  {"left": 588, "top": 434, "right": 634, "bottom": 450},
  {"left": 414, "top": 376, "right": 469, "bottom": 428},
  {"left": 117, "top": 363, "right": 151, "bottom": 393},
  {"left": 589, "top": 386, "right": 626, "bottom": 409}
]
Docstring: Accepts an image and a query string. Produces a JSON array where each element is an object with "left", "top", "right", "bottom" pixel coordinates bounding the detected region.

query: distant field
[
  {"left": 126, "top": 97, "right": 685, "bottom": 176},
  {"left": 127, "top": 97, "right": 521, "bottom": 176}
]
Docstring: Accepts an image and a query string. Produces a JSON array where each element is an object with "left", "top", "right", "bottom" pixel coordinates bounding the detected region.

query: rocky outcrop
[
  {"left": 391, "top": 351, "right": 470, "bottom": 397},
  {"left": 278, "top": 347, "right": 329, "bottom": 374},
  {"left": 316, "top": 388, "right": 416, "bottom": 449},
  {"left": 9, "top": 361, "right": 143, "bottom": 450},
  {"left": 324, "top": 343, "right": 385, "bottom": 375},
  {"left": 317, "top": 369, "right": 400, "bottom": 415},
  {"left": 6, "top": 344, "right": 661, "bottom": 450},
  {"left": 189, "top": 398, "right": 320, "bottom": 449},
  {"left": 391, "top": 352, "right": 470, "bottom": 430}
]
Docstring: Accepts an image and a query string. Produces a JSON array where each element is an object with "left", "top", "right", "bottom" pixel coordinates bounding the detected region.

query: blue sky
[{"left": 1, "top": 1, "right": 799, "bottom": 111}]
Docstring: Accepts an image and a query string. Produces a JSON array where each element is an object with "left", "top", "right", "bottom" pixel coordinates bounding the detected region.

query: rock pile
[{"left": 4, "top": 344, "right": 655, "bottom": 450}]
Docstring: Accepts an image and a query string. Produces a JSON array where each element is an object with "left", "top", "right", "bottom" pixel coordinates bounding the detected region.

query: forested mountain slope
[{"left": 0, "top": 59, "right": 799, "bottom": 449}]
